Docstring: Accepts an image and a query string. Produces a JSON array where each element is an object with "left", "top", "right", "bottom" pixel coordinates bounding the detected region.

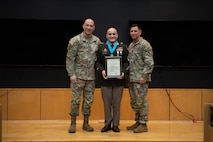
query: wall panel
[
  {"left": 170, "top": 90, "right": 202, "bottom": 121},
  {"left": 0, "top": 90, "right": 8, "bottom": 120},
  {"left": 0, "top": 88, "right": 212, "bottom": 121},
  {"left": 148, "top": 89, "right": 170, "bottom": 120},
  {"left": 41, "top": 89, "right": 70, "bottom": 120},
  {"left": 202, "top": 90, "right": 213, "bottom": 120},
  {"left": 7, "top": 89, "right": 40, "bottom": 120}
]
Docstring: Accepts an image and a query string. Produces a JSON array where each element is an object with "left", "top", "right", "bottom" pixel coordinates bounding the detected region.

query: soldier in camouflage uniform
[
  {"left": 66, "top": 18, "right": 101, "bottom": 133},
  {"left": 127, "top": 24, "right": 154, "bottom": 133}
]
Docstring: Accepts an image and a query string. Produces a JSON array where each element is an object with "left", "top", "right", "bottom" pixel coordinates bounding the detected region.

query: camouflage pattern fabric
[
  {"left": 66, "top": 32, "right": 101, "bottom": 80},
  {"left": 69, "top": 78, "right": 95, "bottom": 116},
  {"left": 128, "top": 82, "right": 149, "bottom": 123},
  {"left": 128, "top": 37, "right": 154, "bottom": 83},
  {"left": 66, "top": 32, "right": 101, "bottom": 116},
  {"left": 128, "top": 37, "right": 154, "bottom": 123}
]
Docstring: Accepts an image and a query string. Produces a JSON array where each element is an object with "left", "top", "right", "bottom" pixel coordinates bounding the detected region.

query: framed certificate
[{"left": 105, "top": 56, "right": 122, "bottom": 78}]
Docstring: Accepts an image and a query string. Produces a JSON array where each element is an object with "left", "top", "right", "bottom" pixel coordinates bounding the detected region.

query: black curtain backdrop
[{"left": 0, "top": 0, "right": 213, "bottom": 88}]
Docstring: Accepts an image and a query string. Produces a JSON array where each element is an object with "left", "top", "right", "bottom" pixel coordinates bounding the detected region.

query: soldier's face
[
  {"left": 83, "top": 19, "right": 95, "bottom": 36},
  {"left": 106, "top": 28, "right": 118, "bottom": 43},
  {"left": 130, "top": 26, "right": 142, "bottom": 41}
]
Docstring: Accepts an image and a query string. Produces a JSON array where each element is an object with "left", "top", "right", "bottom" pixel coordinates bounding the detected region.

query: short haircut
[{"left": 130, "top": 24, "right": 142, "bottom": 30}]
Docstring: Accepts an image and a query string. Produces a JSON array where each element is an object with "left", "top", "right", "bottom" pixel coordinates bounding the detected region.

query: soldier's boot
[
  {"left": 82, "top": 115, "right": 94, "bottom": 131},
  {"left": 133, "top": 123, "right": 148, "bottom": 133},
  {"left": 126, "top": 113, "right": 140, "bottom": 130},
  {"left": 68, "top": 116, "right": 76, "bottom": 133},
  {"left": 126, "top": 121, "right": 140, "bottom": 130}
]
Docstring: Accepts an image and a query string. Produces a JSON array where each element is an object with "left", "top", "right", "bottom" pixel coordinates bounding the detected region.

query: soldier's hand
[
  {"left": 70, "top": 75, "right": 77, "bottom": 83},
  {"left": 139, "top": 77, "right": 146, "bottom": 84}
]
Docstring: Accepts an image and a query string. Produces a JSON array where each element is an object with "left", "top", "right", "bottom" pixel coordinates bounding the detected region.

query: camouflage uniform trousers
[
  {"left": 69, "top": 78, "right": 95, "bottom": 116},
  {"left": 128, "top": 82, "right": 149, "bottom": 124}
]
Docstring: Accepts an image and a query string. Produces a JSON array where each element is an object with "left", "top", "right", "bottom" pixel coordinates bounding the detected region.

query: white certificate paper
[{"left": 105, "top": 56, "right": 122, "bottom": 78}]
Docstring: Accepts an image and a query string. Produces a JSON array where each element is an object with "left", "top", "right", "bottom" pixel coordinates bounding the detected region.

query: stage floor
[{"left": 2, "top": 120, "right": 203, "bottom": 142}]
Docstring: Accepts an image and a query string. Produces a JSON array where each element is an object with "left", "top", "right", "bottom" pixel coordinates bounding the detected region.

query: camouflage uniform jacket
[
  {"left": 66, "top": 32, "right": 101, "bottom": 80},
  {"left": 128, "top": 37, "right": 154, "bottom": 83}
]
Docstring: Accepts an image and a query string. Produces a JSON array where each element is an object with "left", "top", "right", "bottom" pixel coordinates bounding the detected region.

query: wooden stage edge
[{"left": 2, "top": 120, "right": 204, "bottom": 142}]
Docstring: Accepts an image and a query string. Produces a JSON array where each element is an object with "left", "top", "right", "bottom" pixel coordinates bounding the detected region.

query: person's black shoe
[
  {"left": 101, "top": 125, "right": 111, "bottom": 132},
  {"left": 112, "top": 126, "right": 120, "bottom": 132}
]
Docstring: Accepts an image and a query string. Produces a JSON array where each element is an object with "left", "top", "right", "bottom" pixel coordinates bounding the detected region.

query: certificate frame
[{"left": 105, "top": 56, "right": 122, "bottom": 78}]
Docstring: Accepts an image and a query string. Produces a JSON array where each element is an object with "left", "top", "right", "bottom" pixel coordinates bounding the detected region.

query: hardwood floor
[{"left": 2, "top": 120, "right": 203, "bottom": 142}]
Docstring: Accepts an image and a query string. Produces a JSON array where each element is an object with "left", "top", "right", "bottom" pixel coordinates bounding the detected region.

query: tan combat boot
[
  {"left": 68, "top": 116, "right": 76, "bottom": 133},
  {"left": 126, "top": 122, "right": 140, "bottom": 130},
  {"left": 133, "top": 123, "right": 148, "bottom": 133},
  {"left": 82, "top": 115, "right": 94, "bottom": 131},
  {"left": 127, "top": 113, "right": 140, "bottom": 130}
]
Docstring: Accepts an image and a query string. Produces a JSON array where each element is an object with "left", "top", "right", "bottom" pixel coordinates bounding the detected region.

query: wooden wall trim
[{"left": 0, "top": 88, "right": 213, "bottom": 121}]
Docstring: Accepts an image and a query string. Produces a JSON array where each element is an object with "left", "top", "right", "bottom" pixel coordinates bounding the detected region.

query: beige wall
[{"left": 0, "top": 88, "right": 213, "bottom": 121}]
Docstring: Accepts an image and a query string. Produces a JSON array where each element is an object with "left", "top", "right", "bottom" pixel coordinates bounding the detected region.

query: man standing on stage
[
  {"left": 127, "top": 24, "right": 154, "bottom": 133},
  {"left": 66, "top": 18, "right": 101, "bottom": 133}
]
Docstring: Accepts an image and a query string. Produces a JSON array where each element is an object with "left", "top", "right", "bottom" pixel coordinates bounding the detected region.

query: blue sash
[{"left": 106, "top": 40, "right": 118, "bottom": 54}]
